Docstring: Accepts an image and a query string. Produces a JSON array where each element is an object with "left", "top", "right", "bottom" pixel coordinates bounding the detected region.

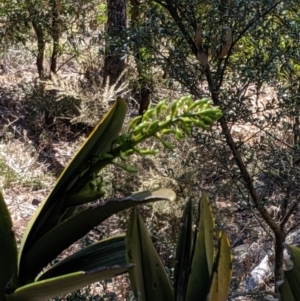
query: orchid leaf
[
  {"left": 19, "top": 98, "right": 127, "bottom": 284},
  {"left": 0, "top": 192, "right": 18, "bottom": 299},
  {"left": 6, "top": 265, "right": 133, "bottom": 301},
  {"left": 21, "top": 188, "right": 176, "bottom": 283}
]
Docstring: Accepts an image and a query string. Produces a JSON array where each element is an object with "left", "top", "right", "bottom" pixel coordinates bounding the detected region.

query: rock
[{"left": 245, "top": 254, "right": 273, "bottom": 293}]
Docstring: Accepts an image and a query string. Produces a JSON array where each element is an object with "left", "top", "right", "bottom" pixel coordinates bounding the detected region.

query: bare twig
[{"left": 281, "top": 201, "right": 298, "bottom": 228}]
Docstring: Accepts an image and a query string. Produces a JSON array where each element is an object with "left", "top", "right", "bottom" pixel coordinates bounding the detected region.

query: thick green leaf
[
  {"left": 19, "top": 98, "right": 128, "bottom": 283},
  {"left": 126, "top": 209, "right": 174, "bottom": 301},
  {"left": 20, "top": 98, "right": 127, "bottom": 249},
  {"left": 284, "top": 270, "right": 300, "bottom": 300},
  {"left": 281, "top": 275, "right": 296, "bottom": 301},
  {"left": 281, "top": 245, "right": 300, "bottom": 301},
  {"left": 6, "top": 264, "right": 133, "bottom": 301},
  {"left": 20, "top": 188, "right": 176, "bottom": 283},
  {"left": 186, "top": 192, "right": 214, "bottom": 300},
  {"left": 37, "top": 235, "right": 126, "bottom": 280},
  {"left": 217, "top": 232, "right": 232, "bottom": 301},
  {"left": 0, "top": 191, "right": 18, "bottom": 299},
  {"left": 201, "top": 192, "right": 215, "bottom": 274},
  {"left": 209, "top": 231, "right": 232, "bottom": 301},
  {"left": 174, "top": 199, "right": 193, "bottom": 301}
]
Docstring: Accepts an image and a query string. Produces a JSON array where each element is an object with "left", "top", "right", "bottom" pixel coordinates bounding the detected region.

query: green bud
[
  {"left": 178, "top": 95, "right": 192, "bottom": 108},
  {"left": 125, "top": 149, "right": 135, "bottom": 156},
  {"left": 215, "top": 111, "right": 223, "bottom": 118},
  {"left": 156, "top": 100, "right": 167, "bottom": 117},
  {"left": 129, "top": 115, "right": 142, "bottom": 130},
  {"left": 188, "top": 98, "right": 211, "bottom": 111},
  {"left": 191, "top": 118, "right": 207, "bottom": 129},
  {"left": 148, "top": 103, "right": 154, "bottom": 110},
  {"left": 115, "top": 133, "right": 131, "bottom": 145},
  {"left": 170, "top": 100, "right": 179, "bottom": 117},
  {"left": 174, "top": 126, "right": 184, "bottom": 139},
  {"left": 155, "top": 132, "right": 162, "bottom": 140},
  {"left": 119, "top": 150, "right": 127, "bottom": 161},
  {"left": 89, "top": 178, "right": 97, "bottom": 190},
  {"left": 161, "top": 128, "right": 173, "bottom": 135},
  {"left": 155, "top": 133, "right": 175, "bottom": 149},
  {"left": 131, "top": 133, "right": 144, "bottom": 143},
  {"left": 197, "top": 102, "right": 211, "bottom": 112},
  {"left": 182, "top": 105, "right": 189, "bottom": 112},
  {"left": 200, "top": 115, "right": 215, "bottom": 125},
  {"left": 132, "top": 121, "right": 149, "bottom": 134},
  {"left": 98, "top": 153, "right": 114, "bottom": 160},
  {"left": 180, "top": 117, "right": 192, "bottom": 124},
  {"left": 142, "top": 108, "right": 156, "bottom": 122},
  {"left": 147, "top": 120, "right": 160, "bottom": 132},
  {"left": 159, "top": 119, "right": 171, "bottom": 129},
  {"left": 97, "top": 178, "right": 104, "bottom": 192},
  {"left": 139, "top": 149, "right": 159, "bottom": 155},
  {"left": 161, "top": 103, "right": 168, "bottom": 113},
  {"left": 120, "top": 133, "right": 131, "bottom": 140},
  {"left": 87, "top": 176, "right": 104, "bottom": 194},
  {"left": 199, "top": 108, "right": 222, "bottom": 117},
  {"left": 180, "top": 95, "right": 192, "bottom": 102},
  {"left": 161, "top": 140, "right": 175, "bottom": 149},
  {"left": 133, "top": 147, "right": 159, "bottom": 155},
  {"left": 180, "top": 122, "right": 191, "bottom": 136}
]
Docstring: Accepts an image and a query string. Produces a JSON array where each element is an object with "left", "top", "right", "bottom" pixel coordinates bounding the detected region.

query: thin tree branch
[
  {"left": 153, "top": 0, "right": 168, "bottom": 9},
  {"left": 281, "top": 201, "right": 298, "bottom": 228},
  {"left": 217, "top": 0, "right": 284, "bottom": 89},
  {"left": 162, "top": 0, "right": 198, "bottom": 56},
  {"left": 57, "top": 55, "right": 77, "bottom": 73},
  {"left": 286, "top": 221, "right": 300, "bottom": 236},
  {"left": 204, "top": 65, "right": 284, "bottom": 290}
]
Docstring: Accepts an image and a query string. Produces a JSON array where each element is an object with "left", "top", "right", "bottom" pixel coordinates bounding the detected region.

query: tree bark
[
  {"left": 50, "top": 0, "right": 62, "bottom": 75},
  {"left": 103, "top": 0, "right": 126, "bottom": 87},
  {"left": 130, "top": 0, "right": 152, "bottom": 115},
  {"left": 32, "top": 20, "right": 46, "bottom": 79}
]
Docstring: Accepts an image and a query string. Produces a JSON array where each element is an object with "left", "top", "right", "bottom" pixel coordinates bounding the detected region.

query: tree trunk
[
  {"left": 130, "top": 0, "right": 152, "bottom": 115},
  {"left": 32, "top": 20, "right": 46, "bottom": 79},
  {"left": 103, "top": 0, "right": 126, "bottom": 87},
  {"left": 50, "top": 0, "right": 62, "bottom": 75}
]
